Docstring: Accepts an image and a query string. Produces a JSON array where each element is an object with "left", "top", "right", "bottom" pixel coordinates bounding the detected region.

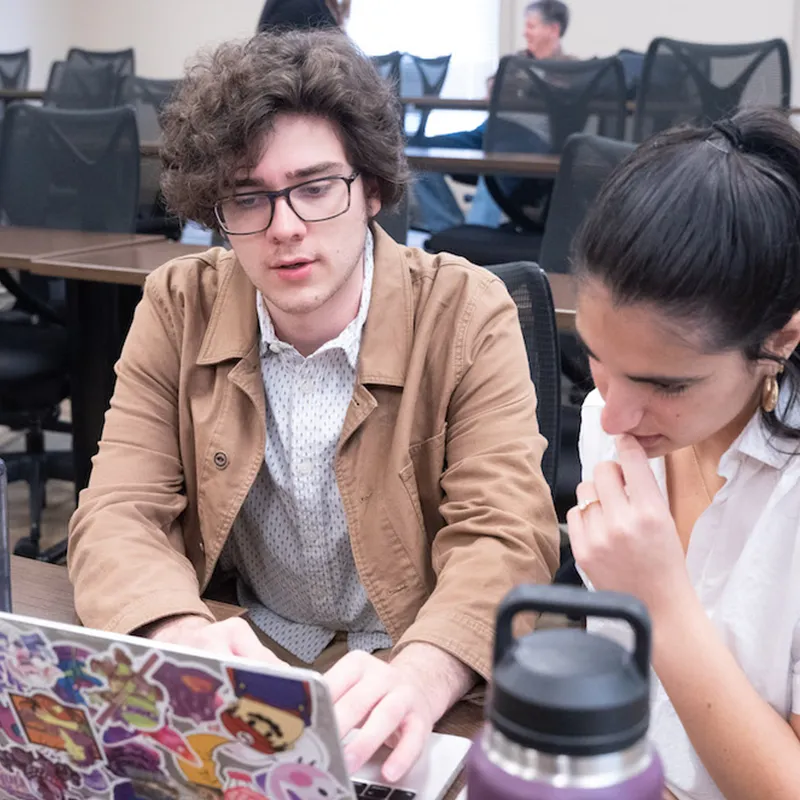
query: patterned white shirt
[{"left": 220, "top": 230, "right": 392, "bottom": 662}]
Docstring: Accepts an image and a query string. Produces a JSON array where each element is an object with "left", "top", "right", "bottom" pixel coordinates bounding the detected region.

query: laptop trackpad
[{"left": 347, "top": 731, "right": 471, "bottom": 800}]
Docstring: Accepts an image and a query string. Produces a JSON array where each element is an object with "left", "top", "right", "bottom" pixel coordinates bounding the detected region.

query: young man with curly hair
[{"left": 68, "top": 29, "right": 558, "bottom": 782}]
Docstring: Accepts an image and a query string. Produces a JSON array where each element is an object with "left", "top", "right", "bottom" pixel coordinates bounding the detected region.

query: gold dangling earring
[{"left": 761, "top": 366, "right": 784, "bottom": 413}]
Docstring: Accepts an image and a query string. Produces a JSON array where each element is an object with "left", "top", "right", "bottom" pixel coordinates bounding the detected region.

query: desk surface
[
  {"left": 11, "top": 555, "right": 241, "bottom": 625},
  {"left": 406, "top": 146, "right": 560, "bottom": 177},
  {"left": 141, "top": 142, "right": 562, "bottom": 178},
  {"left": 547, "top": 272, "right": 576, "bottom": 331},
  {"left": 27, "top": 239, "right": 577, "bottom": 327},
  {"left": 28, "top": 240, "right": 211, "bottom": 285},
  {"left": 0, "top": 227, "right": 164, "bottom": 270}
]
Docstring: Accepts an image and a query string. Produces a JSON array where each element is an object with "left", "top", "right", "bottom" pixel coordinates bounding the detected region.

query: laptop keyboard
[{"left": 352, "top": 781, "right": 416, "bottom": 799}]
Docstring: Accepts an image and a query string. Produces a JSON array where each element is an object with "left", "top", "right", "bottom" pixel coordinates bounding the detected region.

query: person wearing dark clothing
[{"left": 257, "top": 0, "right": 348, "bottom": 31}]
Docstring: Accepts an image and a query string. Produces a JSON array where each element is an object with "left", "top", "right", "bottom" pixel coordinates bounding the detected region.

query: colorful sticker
[
  {"left": 9, "top": 693, "right": 102, "bottom": 767},
  {"left": 0, "top": 617, "right": 349, "bottom": 800}
]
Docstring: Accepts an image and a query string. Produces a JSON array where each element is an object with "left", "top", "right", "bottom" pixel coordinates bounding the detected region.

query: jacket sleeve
[
  {"left": 393, "top": 275, "right": 560, "bottom": 681},
  {"left": 67, "top": 277, "right": 215, "bottom": 635}
]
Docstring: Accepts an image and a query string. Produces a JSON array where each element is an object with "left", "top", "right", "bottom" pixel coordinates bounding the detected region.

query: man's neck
[
  {"left": 266, "top": 257, "right": 365, "bottom": 358},
  {"left": 531, "top": 41, "right": 564, "bottom": 60}
]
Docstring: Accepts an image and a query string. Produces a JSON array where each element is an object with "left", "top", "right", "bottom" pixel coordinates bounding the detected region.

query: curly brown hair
[{"left": 159, "top": 29, "right": 409, "bottom": 229}]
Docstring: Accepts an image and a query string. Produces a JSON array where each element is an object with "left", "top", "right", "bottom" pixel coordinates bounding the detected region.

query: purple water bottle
[{"left": 466, "top": 585, "right": 664, "bottom": 799}]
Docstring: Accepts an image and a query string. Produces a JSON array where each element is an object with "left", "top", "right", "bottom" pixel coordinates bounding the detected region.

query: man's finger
[
  {"left": 333, "top": 671, "right": 389, "bottom": 739},
  {"left": 325, "top": 651, "right": 370, "bottom": 703},
  {"left": 343, "top": 691, "right": 410, "bottom": 775},
  {"left": 381, "top": 713, "right": 429, "bottom": 783},
  {"left": 615, "top": 434, "right": 662, "bottom": 501}
]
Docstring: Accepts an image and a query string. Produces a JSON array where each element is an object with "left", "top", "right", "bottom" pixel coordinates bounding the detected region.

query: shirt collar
[
  {"left": 721, "top": 384, "right": 800, "bottom": 474},
  {"left": 256, "top": 227, "right": 374, "bottom": 369}
]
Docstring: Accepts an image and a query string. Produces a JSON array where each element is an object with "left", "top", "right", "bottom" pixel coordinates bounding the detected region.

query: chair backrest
[
  {"left": 66, "top": 47, "right": 135, "bottom": 78},
  {"left": 484, "top": 55, "right": 627, "bottom": 230},
  {"left": 0, "top": 103, "right": 140, "bottom": 233},
  {"left": 119, "top": 76, "right": 179, "bottom": 217},
  {"left": 371, "top": 51, "right": 403, "bottom": 91},
  {"left": 0, "top": 49, "right": 30, "bottom": 90},
  {"left": 44, "top": 61, "right": 123, "bottom": 109},
  {"left": 401, "top": 53, "right": 451, "bottom": 140},
  {"left": 484, "top": 261, "right": 560, "bottom": 493},
  {"left": 633, "top": 37, "right": 791, "bottom": 142},
  {"left": 539, "top": 133, "right": 636, "bottom": 275},
  {"left": 119, "top": 76, "right": 179, "bottom": 141}
]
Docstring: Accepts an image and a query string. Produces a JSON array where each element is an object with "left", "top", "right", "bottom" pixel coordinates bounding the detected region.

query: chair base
[{"left": 3, "top": 446, "right": 72, "bottom": 565}]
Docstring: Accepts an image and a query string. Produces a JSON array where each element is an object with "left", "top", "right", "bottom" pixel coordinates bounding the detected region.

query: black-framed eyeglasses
[{"left": 214, "top": 172, "right": 361, "bottom": 235}]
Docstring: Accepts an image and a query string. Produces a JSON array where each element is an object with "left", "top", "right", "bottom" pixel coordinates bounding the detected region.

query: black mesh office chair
[
  {"left": 484, "top": 262, "right": 560, "bottom": 494},
  {"left": 66, "top": 47, "right": 135, "bottom": 78},
  {"left": 633, "top": 37, "right": 791, "bottom": 142},
  {"left": 0, "top": 50, "right": 30, "bottom": 90},
  {"left": 536, "top": 133, "right": 637, "bottom": 527},
  {"left": 0, "top": 104, "right": 140, "bottom": 562},
  {"left": 401, "top": 53, "right": 451, "bottom": 141},
  {"left": 425, "top": 55, "right": 627, "bottom": 267},
  {"left": 371, "top": 52, "right": 403, "bottom": 91},
  {"left": 119, "top": 76, "right": 181, "bottom": 238},
  {"left": 44, "top": 61, "right": 123, "bottom": 109}
]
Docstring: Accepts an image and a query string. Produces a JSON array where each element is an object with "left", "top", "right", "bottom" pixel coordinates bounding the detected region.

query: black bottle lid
[{"left": 489, "top": 584, "right": 652, "bottom": 757}]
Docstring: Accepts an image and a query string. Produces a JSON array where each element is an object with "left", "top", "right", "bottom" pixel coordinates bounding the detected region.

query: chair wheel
[{"left": 13, "top": 538, "right": 40, "bottom": 559}]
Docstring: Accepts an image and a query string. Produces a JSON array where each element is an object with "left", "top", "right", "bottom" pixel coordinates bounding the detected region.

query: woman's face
[{"left": 576, "top": 277, "right": 769, "bottom": 458}]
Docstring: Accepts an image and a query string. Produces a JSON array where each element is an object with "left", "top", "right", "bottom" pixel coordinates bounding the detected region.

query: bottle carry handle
[{"left": 493, "top": 584, "right": 652, "bottom": 680}]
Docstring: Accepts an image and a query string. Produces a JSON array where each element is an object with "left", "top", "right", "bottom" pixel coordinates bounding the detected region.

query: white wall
[
  {"left": 72, "top": 0, "right": 264, "bottom": 78},
  {"left": 0, "top": 0, "right": 264, "bottom": 85},
  {"left": 0, "top": 0, "right": 76, "bottom": 86},
  {"left": 508, "top": 0, "right": 799, "bottom": 101}
]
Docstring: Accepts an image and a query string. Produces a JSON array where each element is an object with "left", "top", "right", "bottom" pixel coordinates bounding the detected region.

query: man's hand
[
  {"left": 146, "top": 615, "right": 284, "bottom": 664},
  {"left": 325, "top": 643, "right": 476, "bottom": 782}
]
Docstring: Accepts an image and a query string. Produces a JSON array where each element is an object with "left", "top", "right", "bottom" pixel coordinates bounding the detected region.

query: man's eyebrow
[
  {"left": 285, "top": 161, "right": 346, "bottom": 180},
  {"left": 575, "top": 331, "right": 704, "bottom": 386},
  {"left": 232, "top": 162, "right": 347, "bottom": 190}
]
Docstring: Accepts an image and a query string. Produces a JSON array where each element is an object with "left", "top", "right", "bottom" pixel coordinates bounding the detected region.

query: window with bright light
[{"left": 346, "top": 0, "right": 499, "bottom": 134}]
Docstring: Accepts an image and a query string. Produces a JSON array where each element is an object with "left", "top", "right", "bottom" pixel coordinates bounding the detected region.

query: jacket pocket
[{"left": 406, "top": 427, "right": 447, "bottom": 544}]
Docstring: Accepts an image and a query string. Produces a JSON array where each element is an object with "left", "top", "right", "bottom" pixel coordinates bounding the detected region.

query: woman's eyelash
[{"left": 653, "top": 382, "right": 689, "bottom": 396}]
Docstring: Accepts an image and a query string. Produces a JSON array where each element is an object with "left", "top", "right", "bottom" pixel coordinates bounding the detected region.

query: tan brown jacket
[{"left": 67, "top": 225, "right": 559, "bottom": 680}]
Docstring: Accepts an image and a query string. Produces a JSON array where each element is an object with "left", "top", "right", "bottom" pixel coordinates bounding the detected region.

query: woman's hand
[{"left": 566, "top": 433, "right": 693, "bottom": 617}]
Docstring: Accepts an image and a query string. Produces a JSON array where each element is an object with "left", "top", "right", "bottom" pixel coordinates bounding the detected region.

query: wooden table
[
  {"left": 11, "top": 555, "right": 242, "bottom": 625},
  {"left": 29, "top": 240, "right": 210, "bottom": 286},
  {"left": 547, "top": 272, "right": 576, "bottom": 331},
  {"left": 142, "top": 141, "right": 562, "bottom": 179},
  {"left": 0, "top": 230, "right": 170, "bottom": 499},
  {"left": 406, "top": 146, "right": 560, "bottom": 177},
  {"left": 0, "top": 227, "right": 162, "bottom": 269}
]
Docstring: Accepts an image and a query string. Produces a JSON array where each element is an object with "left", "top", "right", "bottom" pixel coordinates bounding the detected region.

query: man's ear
[{"left": 363, "top": 176, "right": 382, "bottom": 218}]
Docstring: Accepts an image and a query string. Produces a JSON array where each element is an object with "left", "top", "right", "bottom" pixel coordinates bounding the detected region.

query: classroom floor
[{"left": 1, "top": 405, "right": 75, "bottom": 559}]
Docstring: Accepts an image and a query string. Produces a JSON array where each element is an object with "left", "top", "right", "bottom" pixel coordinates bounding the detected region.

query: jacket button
[{"left": 213, "top": 451, "right": 228, "bottom": 469}]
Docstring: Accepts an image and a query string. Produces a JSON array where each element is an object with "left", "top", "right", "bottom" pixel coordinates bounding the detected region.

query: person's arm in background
[
  {"left": 67, "top": 272, "right": 278, "bottom": 663},
  {"left": 329, "top": 274, "right": 560, "bottom": 779}
]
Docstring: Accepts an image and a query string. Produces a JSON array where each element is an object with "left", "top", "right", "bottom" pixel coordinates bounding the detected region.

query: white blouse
[{"left": 578, "top": 389, "right": 800, "bottom": 800}]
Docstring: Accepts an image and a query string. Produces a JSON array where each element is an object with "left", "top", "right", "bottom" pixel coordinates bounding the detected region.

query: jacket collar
[{"left": 195, "top": 224, "right": 413, "bottom": 387}]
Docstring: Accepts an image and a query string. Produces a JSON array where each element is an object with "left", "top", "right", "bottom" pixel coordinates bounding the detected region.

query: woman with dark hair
[
  {"left": 566, "top": 108, "right": 800, "bottom": 800},
  {"left": 257, "top": 0, "right": 349, "bottom": 31}
]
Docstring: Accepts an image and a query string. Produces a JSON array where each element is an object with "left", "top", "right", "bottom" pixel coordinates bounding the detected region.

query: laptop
[{"left": 0, "top": 465, "right": 470, "bottom": 800}]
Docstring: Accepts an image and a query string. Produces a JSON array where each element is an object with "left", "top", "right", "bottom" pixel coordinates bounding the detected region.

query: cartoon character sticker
[
  {"left": 221, "top": 668, "right": 312, "bottom": 755},
  {"left": 0, "top": 745, "right": 82, "bottom": 800},
  {"left": 89, "top": 649, "right": 164, "bottom": 730},
  {"left": 51, "top": 645, "right": 103, "bottom": 706},
  {"left": 152, "top": 662, "right": 224, "bottom": 724},
  {"left": 9, "top": 693, "right": 102, "bottom": 767},
  {"left": 260, "top": 763, "right": 350, "bottom": 800}
]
